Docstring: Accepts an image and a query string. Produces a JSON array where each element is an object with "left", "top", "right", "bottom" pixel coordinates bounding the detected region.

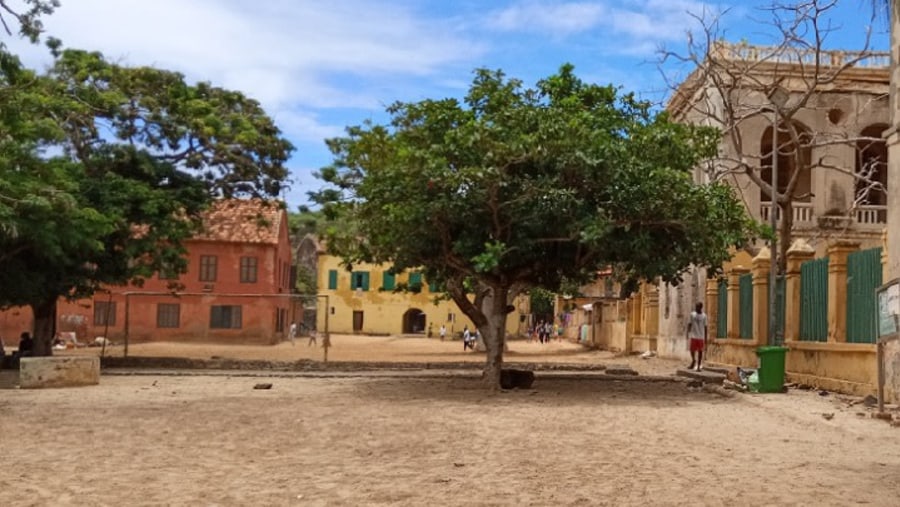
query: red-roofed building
[{"left": 1, "top": 199, "right": 294, "bottom": 347}]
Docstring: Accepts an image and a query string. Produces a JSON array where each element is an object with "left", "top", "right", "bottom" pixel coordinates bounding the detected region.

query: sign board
[{"left": 876, "top": 278, "right": 900, "bottom": 339}]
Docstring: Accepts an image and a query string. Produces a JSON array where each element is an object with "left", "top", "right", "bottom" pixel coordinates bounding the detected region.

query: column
[
  {"left": 727, "top": 266, "right": 749, "bottom": 339},
  {"left": 706, "top": 278, "right": 719, "bottom": 340},
  {"left": 827, "top": 240, "right": 860, "bottom": 343},
  {"left": 785, "top": 239, "right": 815, "bottom": 342},
  {"left": 751, "top": 248, "right": 771, "bottom": 346},
  {"left": 644, "top": 284, "right": 660, "bottom": 338}
]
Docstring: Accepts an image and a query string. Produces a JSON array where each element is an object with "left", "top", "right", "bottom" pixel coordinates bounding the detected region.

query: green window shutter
[
  {"left": 409, "top": 272, "right": 423, "bottom": 290},
  {"left": 362, "top": 272, "right": 370, "bottom": 291},
  {"left": 382, "top": 272, "right": 396, "bottom": 291},
  {"left": 328, "top": 270, "right": 338, "bottom": 290},
  {"left": 428, "top": 280, "right": 438, "bottom": 292}
]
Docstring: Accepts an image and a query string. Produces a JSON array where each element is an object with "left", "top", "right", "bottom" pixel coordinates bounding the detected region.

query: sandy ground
[
  {"left": 5, "top": 338, "right": 900, "bottom": 505},
  {"left": 58, "top": 335, "right": 681, "bottom": 376},
  {"left": 2, "top": 375, "right": 900, "bottom": 506}
]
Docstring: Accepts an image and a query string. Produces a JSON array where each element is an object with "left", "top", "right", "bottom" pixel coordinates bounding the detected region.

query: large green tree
[
  {"left": 0, "top": 46, "right": 293, "bottom": 355},
  {"left": 314, "top": 65, "right": 754, "bottom": 388}
]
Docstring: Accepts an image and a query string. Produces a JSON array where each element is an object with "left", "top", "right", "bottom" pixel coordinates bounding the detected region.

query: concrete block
[
  {"left": 604, "top": 364, "right": 638, "bottom": 376},
  {"left": 20, "top": 356, "right": 100, "bottom": 389},
  {"left": 676, "top": 368, "right": 726, "bottom": 385}
]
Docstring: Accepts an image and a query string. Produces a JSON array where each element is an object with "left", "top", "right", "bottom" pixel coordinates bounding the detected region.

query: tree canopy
[
  {"left": 314, "top": 65, "right": 754, "bottom": 387},
  {"left": 0, "top": 45, "right": 293, "bottom": 354}
]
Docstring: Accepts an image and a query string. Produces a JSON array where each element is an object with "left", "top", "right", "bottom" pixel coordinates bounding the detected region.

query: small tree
[
  {"left": 314, "top": 65, "right": 754, "bottom": 389},
  {"left": 662, "top": 0, "right": 888, "bottom": 270}
]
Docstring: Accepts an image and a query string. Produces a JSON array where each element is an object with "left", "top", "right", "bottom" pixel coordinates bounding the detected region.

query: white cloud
[
  {"left": 489, "top": 1, "right": 607, "bottom": 34},
  {"left": 274, "top": 110, "right": 344, "bottom": 145},
  {"left": 487, "top": 0, "right": 717, "bottom": 54},
  {"left": 6, "top": 0, "right": 484, "bottom": 110}
]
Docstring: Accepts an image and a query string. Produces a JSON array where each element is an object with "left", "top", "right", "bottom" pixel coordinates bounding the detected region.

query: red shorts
[{"left": 689, "top": 338, "right": 705, "bottom": 352}]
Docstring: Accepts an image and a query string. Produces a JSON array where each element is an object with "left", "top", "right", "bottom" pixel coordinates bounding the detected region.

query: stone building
[
  {"left": 0, "top": 199, "right": 295, "bottom": 346},
  {"left": 316, "top": 253, "right": 528, "bottom": 338},
  {"left": 651, "top": 41, "right": 891, "bottom": 360}
]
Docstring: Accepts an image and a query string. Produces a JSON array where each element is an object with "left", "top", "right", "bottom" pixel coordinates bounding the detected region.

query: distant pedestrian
[
  {"left": 16, "top": 332, "right": 33, "bottom": 358},
  {"left": 463, "top": 326, "right": 471, "bottom": 351},
  {"left": 686, "top": 302, "right": 708, "bottom": 371},
  {"left": 439, "top": 324, "right": 447, "bottom": 341},
  {"left": 308, "top": 327, "right": 318, "bottom": 347}
]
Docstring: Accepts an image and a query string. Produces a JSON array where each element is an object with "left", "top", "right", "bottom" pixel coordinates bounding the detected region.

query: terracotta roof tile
[{"left": 194, "top": 199, "right": 285, "bottom": 245}]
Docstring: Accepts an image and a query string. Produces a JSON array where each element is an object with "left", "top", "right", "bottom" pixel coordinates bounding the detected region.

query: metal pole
[{"left": 768, "top": 111, "right": 779, "bottom": 346}]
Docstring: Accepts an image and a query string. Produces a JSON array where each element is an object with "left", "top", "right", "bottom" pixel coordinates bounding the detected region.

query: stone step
[
  {"left": 676, "top": 368, "right": 726, "bottom": 385},
  {"left": 701, "top": 366, "right": 730, "bottom": 376}
]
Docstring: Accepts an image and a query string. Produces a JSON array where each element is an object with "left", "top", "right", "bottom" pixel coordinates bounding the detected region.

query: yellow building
[{"left": 316, "top": 253, "right": 527, "bottom": 337}]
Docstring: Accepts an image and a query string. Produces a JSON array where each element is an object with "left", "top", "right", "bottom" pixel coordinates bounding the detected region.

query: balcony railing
[
  {"left": 855, "top": 205, "right": 887, "bottom": 225},
  {"left": 759, "top": 203, "right": 887, "bottom": 227},
  {"left": 713, "top": 41, "right": 890, "bottom": 69},
  {"left": 759, "top": 202, "right": 814, "bottom": 223}
]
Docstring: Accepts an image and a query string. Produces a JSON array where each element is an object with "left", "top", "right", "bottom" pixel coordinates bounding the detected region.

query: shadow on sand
[{"left": 348, "top": 374, "right": 725, "bottom": 408}]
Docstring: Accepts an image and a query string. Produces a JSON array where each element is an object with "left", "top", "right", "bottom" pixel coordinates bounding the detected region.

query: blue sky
[{"left": 6, "top": 0, "right": 889, "bottom": 209}]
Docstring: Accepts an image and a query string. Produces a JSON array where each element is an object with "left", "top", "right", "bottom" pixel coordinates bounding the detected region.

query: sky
[{"left": 4, "top": 0, "right": 890, "bottom": 209}]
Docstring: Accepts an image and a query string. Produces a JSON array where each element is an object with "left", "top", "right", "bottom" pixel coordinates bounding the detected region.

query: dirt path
[{"left": 2, "top": 374, "right": 900, "bottom": 506}]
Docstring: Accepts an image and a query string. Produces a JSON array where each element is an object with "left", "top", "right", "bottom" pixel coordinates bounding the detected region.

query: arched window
[
  {"left": 855, "top": 124, "right": 888, "bottom": 207},
  {"left": 759, "top": 120, "right": 812, "bottom": 203}
]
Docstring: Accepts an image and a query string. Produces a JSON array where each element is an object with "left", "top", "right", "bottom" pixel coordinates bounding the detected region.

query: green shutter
[
  {"left": 328, "top": 270, "right": 338, "bottom": 290},
  {"left": 847, "top": 248, "right": 882, "bottom": 344},
  {"left": 409, "top": 272, "right": 423, "bottom": 290},
  {"left": 800, "top": 257, "right": 829, "bottom": 342},
  {"left": 716, "top": 279, "right": 727, "bottom": 338},
  {"left": 362, "top": 272, "right": 370, "bottom": 291},
  {"left": 428, "top": 280, "right": 438, "bottom": 292},
  {"left": 739, "top": 273, "right": 753, "bottom": 339},
  {"left": 382, "top": 272, "right": 396, "bottom": 291}
]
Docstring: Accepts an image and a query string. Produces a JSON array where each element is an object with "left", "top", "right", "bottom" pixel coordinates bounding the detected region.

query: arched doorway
[
  {"left": 759, "top": 120, "right": 812, "bottom": 208},
  {"left": 402, "top": 308, "right": 426, "bottom": 334},
  {"left": 856, "top": 124, "right": 888, "bottom": 212}
]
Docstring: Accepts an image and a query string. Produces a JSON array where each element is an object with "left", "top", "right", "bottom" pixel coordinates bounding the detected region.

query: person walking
[
  {"left": 308, "top": 327, "right": 318, "bottom": 347},
  {"left": 439, "top": 324, "right": 447, "bottom": 341},
  {"left": 686, "top": 302, "right": 708, "bottom": 371}
]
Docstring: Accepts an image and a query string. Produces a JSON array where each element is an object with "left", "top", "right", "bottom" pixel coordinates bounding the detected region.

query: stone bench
[{"left": 19, "top": 356, "right": 100, "bottom": 389}]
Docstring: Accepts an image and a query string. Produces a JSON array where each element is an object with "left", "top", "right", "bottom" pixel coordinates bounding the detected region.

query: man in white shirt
[
  {"left": 439, "top": 324, "right": 447, "bottom": 341},
  {"left": 686, "top": 302, "right": 708, "bottom": 371}
]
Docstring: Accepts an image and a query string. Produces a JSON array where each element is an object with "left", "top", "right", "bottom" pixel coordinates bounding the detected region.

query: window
[
  {"left": 328, "top": 269, "right": 338, "bottom": 290},
  {"left": 157, "top": 303, "right": 181, "bottom": 328},
  {"left": 240, "top": 256, "right": 258, "bottom": 283},
  {"left": 199, "top": 255, "right": 218, "bottom": 282},
  {"left": 275, "top": 308, "right": 286, "bottom": 332},
  {"left": 93, "top": 301, "right": 117, "bottom": 326},
  {"left": 382, "top": 272, "right": 396, "bottom": 291},
  {"left": 409, "top": 272, "right": 423, "bottom": 291},
  {"left": 210, "top": 305, "right": 242, "bottom": 329},
  {"left": 428, "top": 280, "right": 440, "bottom": 292},
  {"left": 351, "top": 271, "right": 370, "bottom": 291}
]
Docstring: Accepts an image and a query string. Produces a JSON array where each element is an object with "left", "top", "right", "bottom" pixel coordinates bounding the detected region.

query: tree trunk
[
  {"left": 480, "top": 285, "right": 510, "bottom": 390},
  {"left": 30, "top": 298, "right": 57, "bottom": 357},
  {"left": 777, "top": 200, "right": 793, "bottom": 274}
]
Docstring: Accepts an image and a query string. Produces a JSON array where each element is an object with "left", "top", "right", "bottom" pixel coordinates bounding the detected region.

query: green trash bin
[{"left": 756, "top": 346, "right": 788, "bottom": 393}]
